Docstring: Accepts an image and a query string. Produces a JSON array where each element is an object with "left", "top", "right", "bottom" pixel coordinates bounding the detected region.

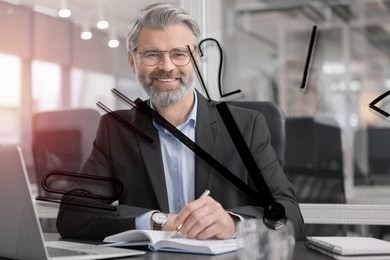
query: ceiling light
[
  {"left": 58, "top": 9, "right": 71, "bottom": 18},
  {"left": 108, "top": 30, "right": 120, "bottom": 48},
  {"left": 58, "top": 0, "right": 71, "bottom": 18},
  {"left": 97, "top": 20, "right": 109, "bottom": 29},
  {"left": 81, "top": 31, "right": 92, "bottom": 40},
  {"left": 80, "top": 22, "right": 92, "bottom": 40},
  {"left": 108, "top": 39, "right": 119, "bottom": 48},
  {"left": 96, "top": 5, "right": 109, "bottom": 29}
]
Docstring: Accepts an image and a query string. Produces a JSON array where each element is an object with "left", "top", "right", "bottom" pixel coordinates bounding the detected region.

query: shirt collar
[{"left": 152, "top": 91, "right": 198, "bottom": 132}]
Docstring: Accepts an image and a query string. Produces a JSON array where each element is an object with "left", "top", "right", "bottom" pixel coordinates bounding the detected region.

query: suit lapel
[
  {"left": 194, "top": 93, "right": 221, "bottom": 198},
  {"left": 135, "top": 105, "right": 170, "bottom": 213},
  {"left": 135, "top": 94, "right": 221, "bottom": 210}
]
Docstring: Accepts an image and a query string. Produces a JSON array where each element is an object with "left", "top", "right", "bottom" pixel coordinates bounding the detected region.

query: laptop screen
[{"left": 0, "top": 145, "right": 48, "bottom": 259}]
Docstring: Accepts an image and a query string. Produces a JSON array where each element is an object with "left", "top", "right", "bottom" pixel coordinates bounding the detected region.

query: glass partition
[
  {"left": 203, "top": 0, "right": 390, "bottom": 209},
  {"left": 199, "top": 0, "right": 390, "bottom": 237}
]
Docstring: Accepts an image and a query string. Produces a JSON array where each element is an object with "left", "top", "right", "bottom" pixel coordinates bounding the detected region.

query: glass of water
[{"left": 238, "top": 218, "right": 295, "bottom": 260}]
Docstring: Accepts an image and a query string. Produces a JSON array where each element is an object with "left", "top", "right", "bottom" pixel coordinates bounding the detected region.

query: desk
[
  {"left": 43, "top": 233, "right": 330, "bottom": 260},
  {"left": 36, "top": 200, "right": 390, "bottom": 226},
  {"left": 300, "top": 203, "right": 390, "bottom": 225},
  {"left": 349, "top": 186, "right": 390, "bottom": 205}
]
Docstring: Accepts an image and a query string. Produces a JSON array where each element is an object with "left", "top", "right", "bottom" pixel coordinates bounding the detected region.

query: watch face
[{"left": 152, "top": 213, "right": 168, "bottom": 224}]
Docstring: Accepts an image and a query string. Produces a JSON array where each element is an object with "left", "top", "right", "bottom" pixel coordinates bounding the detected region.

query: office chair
[
  {"left": 354, "top": 127, "right": 390, "bottom": 185},
  {"left": 367, "top": 126, "right": 390, "bottom": 177},
  {"left": 32, "top": 108, "right": 101, "bottom": 197},
  {"left": 353, "top": 127, "right": 390, "bottom": 239},
  {"left": 284, "top": 117, "right": 345, "bottom": 204},
  {"left": 228, "top": 101, "right": 286, "bottom": 167},
  {"left": 353, "top": 128, "right": 370, "bottom": 185},
  {"left": 284, "top": 117, "right": 346, "bottom": 236}
]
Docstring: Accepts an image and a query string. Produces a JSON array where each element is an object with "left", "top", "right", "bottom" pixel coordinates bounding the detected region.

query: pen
[{"left": 170, "top": 189, "right": 210, "bottom": 238}]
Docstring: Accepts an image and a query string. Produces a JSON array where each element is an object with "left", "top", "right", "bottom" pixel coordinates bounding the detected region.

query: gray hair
[{"left": 126, "top": 3, "right": 200, "bottom": 53}]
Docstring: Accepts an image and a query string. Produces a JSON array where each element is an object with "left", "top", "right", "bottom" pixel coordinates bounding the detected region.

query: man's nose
[{"left": 157, "top": 53, "right": 176, "bottom": 71}]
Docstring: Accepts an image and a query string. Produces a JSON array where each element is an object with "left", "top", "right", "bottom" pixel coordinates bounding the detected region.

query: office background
[{"left": 1, "top": 0, "right": 390, "bottom": 238}]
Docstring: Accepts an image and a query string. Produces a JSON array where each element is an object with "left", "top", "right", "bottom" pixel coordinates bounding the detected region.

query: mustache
[{"left": 149, "top": 71, "right": 182, "bottom": 79}]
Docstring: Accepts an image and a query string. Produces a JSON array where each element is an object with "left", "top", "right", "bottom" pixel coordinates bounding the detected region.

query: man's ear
[{"left": 127, "top": 52, "right": 135, "bottom": 73}]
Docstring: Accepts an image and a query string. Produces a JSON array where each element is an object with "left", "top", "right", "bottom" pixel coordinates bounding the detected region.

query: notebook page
[
  {"left": 155, "top": 237, "right": 242, "bottom": 255},
  {"left": 104, "top": 230, "right": 184, "bottom": 246}
]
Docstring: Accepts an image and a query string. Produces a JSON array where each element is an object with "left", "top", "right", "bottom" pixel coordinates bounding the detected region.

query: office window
[
  {"left": 0, "top": 53, "right": 21, "bottom": 107},
  {"left": 70, "top": 68, "right": 116, "bottom": 111},
  {"left": 32, "top": 60, "right": 62, "bottom": 112},
  {"left": 0, "top": 53, "right": 21, "bottom": 144}
]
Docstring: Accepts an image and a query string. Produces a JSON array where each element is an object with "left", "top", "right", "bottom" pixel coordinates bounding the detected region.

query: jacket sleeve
[{"left": 227, "top": 112, "right": 305, "bottom": 240}]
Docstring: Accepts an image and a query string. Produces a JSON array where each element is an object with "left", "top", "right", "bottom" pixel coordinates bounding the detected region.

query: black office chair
[
  {"left": 32, "top": 108, "right": 101, "bottom": 197},
  {"left": 32, "top": 108, "right": 101, "bottom": 232},
  {"left": 284, "top": 117, "right": 345, "bottom": 204},
  {"left": 228, "top": 101, "right": 285, "bottom": 167},
  {"left": 365, "top": 127, "right": 390, "bottom": 182},
  {"left": 354, "top": 127, "right": 390, "bottom": 185},
  {"left": 353, "top": 127, "right": 390, "bottom": 239},
  {"left": 367, "top": 127, "right": 390, "bottom": 173},
  {"left": 284, "top": 117, "right": 346, "bottom": 236}
]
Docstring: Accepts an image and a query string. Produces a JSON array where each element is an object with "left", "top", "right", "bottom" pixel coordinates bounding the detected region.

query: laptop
[{"left": 0, "top": 145, "right": 145, "bottom": 259}]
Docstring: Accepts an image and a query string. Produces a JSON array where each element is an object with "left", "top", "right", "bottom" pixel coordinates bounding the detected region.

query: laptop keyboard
[
  {"left": 45, "top": 240, "right": 143, "bottom": 258},
  {"left": 47, "top": 246, "right": 92, "bottom": 257}
]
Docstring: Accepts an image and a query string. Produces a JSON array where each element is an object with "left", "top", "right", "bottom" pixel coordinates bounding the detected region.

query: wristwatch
[{"left": 151, "top": 212, "right": 169, "bottom": 230}]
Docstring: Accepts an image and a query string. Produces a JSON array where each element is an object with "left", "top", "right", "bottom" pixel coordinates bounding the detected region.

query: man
[{"left": 57, "top": 3, "right": 304, "bottom": 240}]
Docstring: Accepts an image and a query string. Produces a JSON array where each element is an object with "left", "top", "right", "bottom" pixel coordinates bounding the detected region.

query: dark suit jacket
[{"left": 57, "top": 92, "right": 304, "bottom": 239}]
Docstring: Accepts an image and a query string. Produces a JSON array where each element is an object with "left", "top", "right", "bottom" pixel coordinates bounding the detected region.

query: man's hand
[{"left": 167, "top": 196, "right": 238, "bottom": 240}]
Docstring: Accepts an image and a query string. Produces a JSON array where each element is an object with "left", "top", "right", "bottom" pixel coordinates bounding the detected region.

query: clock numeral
[
  {"left": 187, "top": 38, "right": 241, "bottom": 101},
  {"left": 369, "top": 90, "right": 390, "bottom": 117},
  {"left": 198, "top": 38, "right": 241, "bottom": 99}
]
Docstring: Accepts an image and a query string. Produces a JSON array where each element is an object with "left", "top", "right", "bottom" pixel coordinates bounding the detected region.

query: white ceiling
[
  {"left": 9, "top": 0, "right": 179, "bottom": 38},
  {"left": 7, "top": 0, "right": 390, "bottom": 41}
]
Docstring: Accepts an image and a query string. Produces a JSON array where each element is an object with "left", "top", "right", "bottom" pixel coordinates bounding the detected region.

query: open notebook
[
  {"left": 103, "top": 229, "right": 242, "bottom": 255},
  {"left": 306, "top": 236, "right": 390, "bottom": 260},
  {"left": 0, "top": 145, "right": 145, "bottom": 260}
]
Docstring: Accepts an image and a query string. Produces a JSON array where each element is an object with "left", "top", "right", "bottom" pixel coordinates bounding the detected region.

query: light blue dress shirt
[{"left": 135, "top": 92, "right": 197, "bottom": 229}]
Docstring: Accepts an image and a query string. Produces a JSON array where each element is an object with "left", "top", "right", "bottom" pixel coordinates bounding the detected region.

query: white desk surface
[
  {"left": 32, "top": 178, "right": 390, "bottom": 225},
  {"left": 35, "top": 200, "right": 390, "bottom": 226},
  {"left": 348, "top": 186, "right": 390, "bottom": 205}
]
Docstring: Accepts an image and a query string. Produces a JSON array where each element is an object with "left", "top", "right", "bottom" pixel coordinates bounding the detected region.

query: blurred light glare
[
  {"left": 81, "top": 31, "right": 92, "bottom": 40},
  {"left": 97, "top": 20, "right": 109, "bottom": 29},
  {"left": 108, "top": 39, "right": 119, "bottom": 48},
  {"left": 58, "top": 8, "right": 71, "bottom": 18},
  {"left": 322, "top": 63, "right": 346, "bottom": 75}
]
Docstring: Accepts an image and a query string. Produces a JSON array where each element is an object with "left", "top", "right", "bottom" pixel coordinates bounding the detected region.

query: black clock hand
[
  {"left": 111, "top": 88, "right": 266, "bottom": 207},
  {"left": 301, "top": 25, "right": 318, "bottom": 90}
]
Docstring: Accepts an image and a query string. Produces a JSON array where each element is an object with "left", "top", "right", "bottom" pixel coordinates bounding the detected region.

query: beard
[{"left": 134, "top": 65, "right": 195, "bottom": 107}]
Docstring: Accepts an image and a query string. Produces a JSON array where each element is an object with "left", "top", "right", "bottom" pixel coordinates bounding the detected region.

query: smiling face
[{"left": 128, "top": 25, "right": 197, "bottom": 107}]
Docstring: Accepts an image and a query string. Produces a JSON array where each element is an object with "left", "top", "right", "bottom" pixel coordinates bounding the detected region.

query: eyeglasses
[{"left": 137, "top": 47, "right": 195, "bottom": 67}]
